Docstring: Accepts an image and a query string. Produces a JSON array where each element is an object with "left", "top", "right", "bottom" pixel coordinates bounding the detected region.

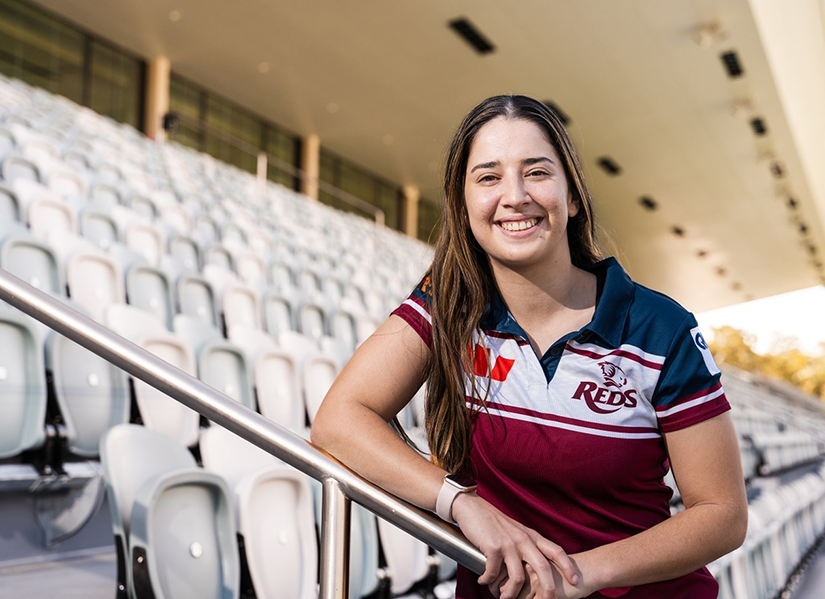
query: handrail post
[{"left": 320, "top": 477, "right": 351, "bottom": 599}]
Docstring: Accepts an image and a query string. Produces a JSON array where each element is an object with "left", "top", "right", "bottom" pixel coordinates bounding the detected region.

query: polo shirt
[{"left": 391, "top": 257, "right": 730, "bottom": 599}]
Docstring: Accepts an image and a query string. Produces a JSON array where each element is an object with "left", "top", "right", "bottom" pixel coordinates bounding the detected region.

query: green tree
[{"left": 708, "top": 326, "right": 825, "bottom": 401}]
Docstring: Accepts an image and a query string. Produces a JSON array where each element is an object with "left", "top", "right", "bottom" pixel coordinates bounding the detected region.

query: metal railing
[
  {"left": 166, "top": 112, "right": 387, "bottom": 228},
  {"left": 0, "top": 268, "right": 485, "bottom": 598}
]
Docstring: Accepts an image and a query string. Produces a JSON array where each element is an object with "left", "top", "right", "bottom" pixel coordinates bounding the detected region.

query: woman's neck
[{"left": 490, "top": 254, "right": 598, "bottom": 353}]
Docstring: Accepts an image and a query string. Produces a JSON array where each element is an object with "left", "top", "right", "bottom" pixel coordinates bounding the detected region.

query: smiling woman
[{"left": 311, "top": 95, "right": 748, "bottom": 599}]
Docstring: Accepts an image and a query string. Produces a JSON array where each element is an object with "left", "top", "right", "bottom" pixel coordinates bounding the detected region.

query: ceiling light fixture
[
  {"left": 731, "top": 98, "right": 754, "bottom": 119},
  {"left": 169, "top": 10, "right": 182, "bottom": 22},
  {"left": 597, "top": 157, "right": 621, "bottom": 176},
  {"left": 693, "top": 21, "right": 727, "bottom": 48},
  {"left": 449, "top": 18, "right": 495, "bottom": 55},
  {"left": 639, "top": 196, "right": 657, "bottom": 211},
  {"left": 257, "top": 62, "right": 270, "bottom": 74},
  {"left": 720, "top": 50, "right": 744, "bottom": 78}
]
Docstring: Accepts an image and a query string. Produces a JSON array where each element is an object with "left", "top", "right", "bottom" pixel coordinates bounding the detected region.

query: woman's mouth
[{"left": 497, "top": 217, "right": 541, "bottom": 232}]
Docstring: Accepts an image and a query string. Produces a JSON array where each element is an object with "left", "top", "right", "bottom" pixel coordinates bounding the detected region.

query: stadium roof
[{"left": 33, "top": 0, "right": 825, "bottom": 311}]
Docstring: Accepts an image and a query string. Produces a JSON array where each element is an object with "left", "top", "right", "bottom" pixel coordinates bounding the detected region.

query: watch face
[{"left": 446, "top": 473, "right": 477, "bottom": 490}]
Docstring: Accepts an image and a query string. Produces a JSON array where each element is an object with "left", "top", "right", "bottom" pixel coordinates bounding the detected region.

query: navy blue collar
[{"left": 479, "top": 257, "right": 635, "bottom": 348}]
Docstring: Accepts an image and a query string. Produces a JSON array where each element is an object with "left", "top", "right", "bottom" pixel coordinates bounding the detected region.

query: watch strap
[{"left": 436, "top": 475, "right": 472, "bottom": 523}]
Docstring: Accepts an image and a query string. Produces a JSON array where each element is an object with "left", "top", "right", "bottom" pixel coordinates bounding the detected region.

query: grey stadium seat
[
  {"left": 45, "top": 303, "right": 130, "bottom": 457},
  {"left": 79, "top": 208, "right": 119, "bottom": 251},
  {"left": 0, "top": 310, "right": 47, "bottom": 458},
  {"left": 101, "top": 424, "right": 239, "bottom": 599},
  {"left": 0, "top": 233, "right": 63, "bottom": 296},
  {"left": 176, "top": 272, "right": 220, "bottom": 328},
  {"left": 201, "top": 425, "right": 318, "bottom": 599},
  {"left": 125, "top": 264, "right": 175, "bottom": 330},
  {"left": 174, "top": 314, "right": 256, "bottom": 411}
]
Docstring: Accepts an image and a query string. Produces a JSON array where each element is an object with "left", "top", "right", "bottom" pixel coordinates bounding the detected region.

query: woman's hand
[
  {"left": 452, "top": 492, "right": 582, "bottom": 599},
  {"left": 508, "top": 563, "right": 590, "bottom": 599}
]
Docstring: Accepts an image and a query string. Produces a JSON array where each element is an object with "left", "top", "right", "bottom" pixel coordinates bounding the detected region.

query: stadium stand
[{"left": 2, "top": 71, "right": 825, "bottom": 598}]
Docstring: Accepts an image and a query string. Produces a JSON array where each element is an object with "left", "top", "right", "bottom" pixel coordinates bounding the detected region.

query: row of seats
[
  {"left": 710, "top": 465, "right": 825, "bottom": 599},
  {"left": 101, "top": 423, "right": 452, "bottom": 599}
]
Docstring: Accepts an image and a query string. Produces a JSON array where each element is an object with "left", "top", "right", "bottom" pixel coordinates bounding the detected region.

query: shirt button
[{"left": 550, "top": 347, "right": 561, "bottom": 357}]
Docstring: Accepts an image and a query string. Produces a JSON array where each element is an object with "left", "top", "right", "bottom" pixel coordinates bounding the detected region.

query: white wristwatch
[{"left": 436, "top": 473, "right": 478, "bottom": 524}]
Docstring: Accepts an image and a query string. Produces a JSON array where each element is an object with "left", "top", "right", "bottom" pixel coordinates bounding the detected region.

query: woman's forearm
[
  {"left": 572, "top": 501, "right": 747, "bottom": 593},
  {"left": 311, "top": 400, "right": 445, "bottom": 510}
]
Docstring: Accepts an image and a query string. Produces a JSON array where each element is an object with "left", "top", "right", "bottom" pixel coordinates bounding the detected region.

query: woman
[{"left": 312, "top": 95, "right": 747, "bottom": 598}]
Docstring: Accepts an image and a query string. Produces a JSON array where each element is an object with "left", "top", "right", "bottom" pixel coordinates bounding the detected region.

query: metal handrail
[
  {"left": 166, "top": 112, "right": 386, "bottom": 228},
  {"left": 0, "top": 269, "right": 485, "bottom": 598}
]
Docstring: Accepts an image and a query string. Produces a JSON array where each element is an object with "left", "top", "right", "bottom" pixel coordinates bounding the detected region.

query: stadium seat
[
  {"left": 0, "top": 232, "right": 63, "bottom": 296},
  {"left": 228, "top": 324, "right": 304, "bottom": 431},
  {"left": 125, "top": 263, "right": 175, "bottom": 330},
  {"left": 262, "top": 289, "right": 295, "bottom": 336},
  {"left": 66, "top": 247, "right": 125, "bottom": 323},
  {"left": 45, "top": 303, "right": 130, "bottom": 457},
  {"left": 100, "top": 424, "right": 240, "bottom": 599},
  {"left": 200, "top": 426, "right": 318, "bottom": 599},
  {"left": 168, "top": 234, "right": 201, "bottom": 272},
  {"left": 174, "top": 314, "right": 256, "bottom": 411},
  {"left": 1, "top": 153, "right": 39, "bottom": 184},
  {"left": 79, "top": 208, "right": 119, "bottom": 251},
  {"left": 175, "top": 272, "right": 220, "bottom": 328},
  {"left": 296, "top": 300, "right": 327, "bottom": 341},
  {"left": 0, "top": 309, "right": 47, "bottom": 458},
  {"left": 124, "top": 221, "right": 165, "bottom": 268},
  {"left": 203, "top": 264, "right": 262, "bottom": 331},
  {"left": 303, "top": 353, "right": 339, "bottom": 423},
  {"left": 0, "top": 183, "right": 21, "bottom": 222},
  {"left": 377, "top": 517, "right": 430, "bottom": 596},
  {"left": 105, "top": 305, "right": 200, "bottom": 447}
]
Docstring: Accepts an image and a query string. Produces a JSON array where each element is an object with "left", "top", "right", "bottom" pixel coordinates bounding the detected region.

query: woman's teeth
[{"left": 500, "top": 218, "right": 538, "bottom": 231}]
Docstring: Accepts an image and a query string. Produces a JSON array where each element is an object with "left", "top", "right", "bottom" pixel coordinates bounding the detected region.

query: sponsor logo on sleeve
[{"left": 690, "top": 326, "right": 721, "bottom": 376}]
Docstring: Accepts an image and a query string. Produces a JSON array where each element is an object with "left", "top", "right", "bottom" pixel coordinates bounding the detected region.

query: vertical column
[
  {"left": 144, "top": 56, "right": 171, "bottom": 141},
  {"left": 402, "top": 184, "right": 420, "bottom": 239},
  {"left": 319, "top": 477, "right": 351, "bottom": 599},
  {"left": 301, "top": 133, "right": 321, "bottom": 201}
]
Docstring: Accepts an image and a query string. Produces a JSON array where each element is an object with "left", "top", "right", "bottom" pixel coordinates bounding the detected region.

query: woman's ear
[{"left": 567, "top": 190, "right": 580, "bottom": 218}]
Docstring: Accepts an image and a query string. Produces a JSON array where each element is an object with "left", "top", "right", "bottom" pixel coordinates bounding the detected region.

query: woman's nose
[{"left": 500, "top": 174, "right": 530, "bottom": 207}]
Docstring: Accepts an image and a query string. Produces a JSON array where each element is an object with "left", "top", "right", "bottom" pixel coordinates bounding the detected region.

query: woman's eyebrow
[
  {"left": 522, "top": 156, "right": 555, "bottom": 167},
  {"left": 470, "top": 160, "right": 499, "bottom": 173}
]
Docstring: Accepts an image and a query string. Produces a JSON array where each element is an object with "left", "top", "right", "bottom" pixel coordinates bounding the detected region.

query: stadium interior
[{"left": 2, "top": 1, "right": 825, "bottom": 598}]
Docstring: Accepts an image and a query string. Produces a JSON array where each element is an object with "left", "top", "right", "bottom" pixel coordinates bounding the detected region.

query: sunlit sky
[{"left": 696, "top": 285, "right": 825, "bottom": 356}]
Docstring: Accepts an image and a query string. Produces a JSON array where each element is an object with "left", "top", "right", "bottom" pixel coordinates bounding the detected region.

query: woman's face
[{"left": 463, "top": 116, "right": 578, "bottom": 273}]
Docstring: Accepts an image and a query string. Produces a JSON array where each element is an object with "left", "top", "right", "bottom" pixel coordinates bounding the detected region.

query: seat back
[
  {"left": 0, "top": 234, "right": 63, "bottom": 295},
  {"left": 0, "top": 311, "right": 46, "bottom": 458},
  {"left": 303, "top": 354, "right": 338, "bottom": 423},
  {"left": 263, "top": 292, "right": 294, "bottom": 336},
  {"left": 46, "top": 320, "right": 130, "bottom": 457},
  {"left": 66, "top": 251, "right": 125, "bottom": 322},
  {"left": 0, "top": 184, "right": 20, "bottom": 222},
  {"left": 377, "top": 518, "right": 430, "bottom": 595},
  {"left": 126, "top": 264, "right": 174, "bottom": 330},
  {"left": 80, "top": 210, "right": 119, "bottom": 251},
  {"left": 169, "top": 235, "right": 201, "bottom": 272},
  {"left": 297, "top": 301, "right": 326, "bottom": 341}
]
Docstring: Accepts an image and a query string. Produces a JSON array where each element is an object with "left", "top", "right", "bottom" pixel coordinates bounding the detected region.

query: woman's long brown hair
[{"left": 424, "top": 95, "right": 603, "bottom": 474}]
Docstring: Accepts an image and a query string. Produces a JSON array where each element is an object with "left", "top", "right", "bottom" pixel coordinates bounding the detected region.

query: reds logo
[{"left": 572, "top": 361, "right": 637, "bottom": 414}]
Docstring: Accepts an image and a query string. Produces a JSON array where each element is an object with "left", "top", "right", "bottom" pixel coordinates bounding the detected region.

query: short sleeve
[
  {"left": 653, "top": 313, "right": 730, "bottom": 433},
  {"left": 389, "top": 275, "right": 433, "bottom": 348}
]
